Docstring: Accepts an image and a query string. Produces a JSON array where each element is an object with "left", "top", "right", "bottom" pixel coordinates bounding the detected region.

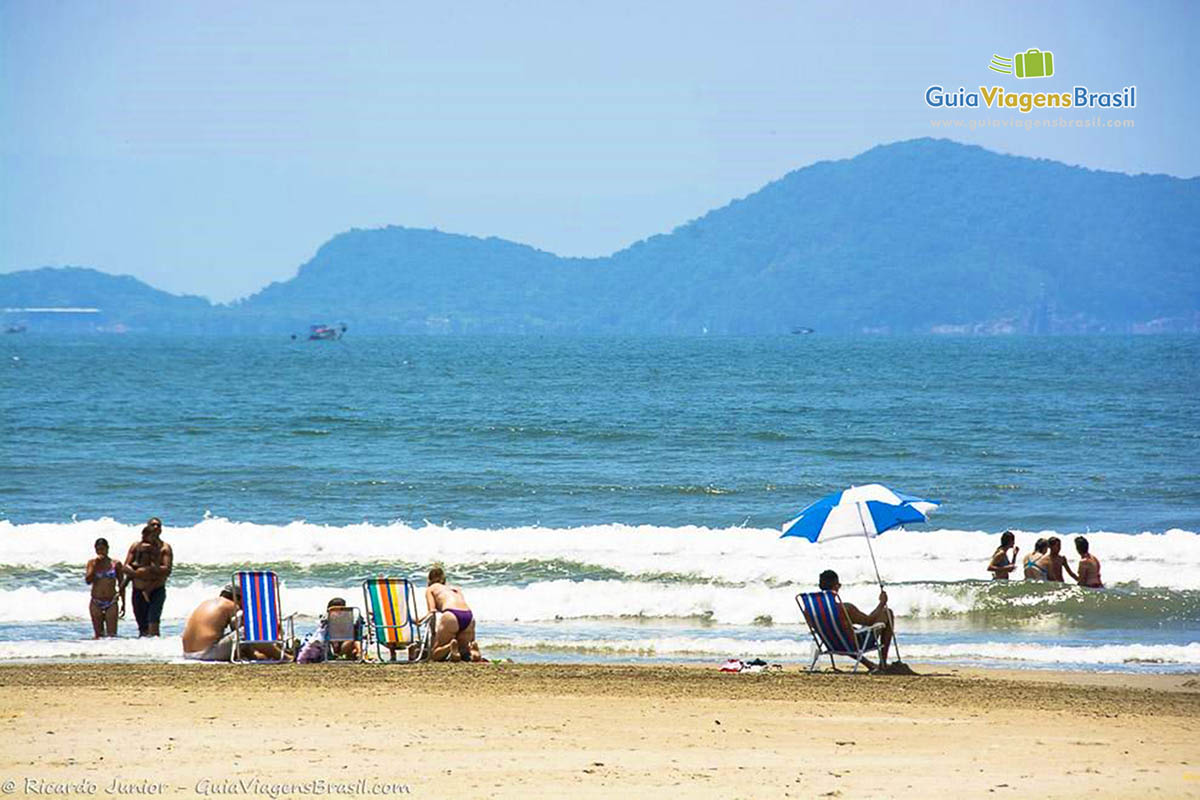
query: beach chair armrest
[{"left": 856, "top": 622, "right": 886, "bottom": 633}]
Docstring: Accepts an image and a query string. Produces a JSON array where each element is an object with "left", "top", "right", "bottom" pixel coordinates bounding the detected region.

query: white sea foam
[
  {"left": 2, "top": 519, "right": 1197, "bottom": 589},
  {"left": 0, "top": 577, "right": 1156, "bottom": 627},
  {"left": 0, "top": 637, "right": 186, "bottom": 662},
  {"left": 1, "top": 634, "right": 1196, "bottom": 668}
]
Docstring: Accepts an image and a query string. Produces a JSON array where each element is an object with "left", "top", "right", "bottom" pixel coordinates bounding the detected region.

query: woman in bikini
[
  {"left": 988, "top": 530, "right": 1019, "bottom": 580},
  {"left": 421, "top": 566, "right": 481, "bottom": 662},
  {"left": 85, "top": 538, "right": 126, "bottom": 638},
  {"left": 1024, "top": 538, "right": 1050, "bottom": 580}
]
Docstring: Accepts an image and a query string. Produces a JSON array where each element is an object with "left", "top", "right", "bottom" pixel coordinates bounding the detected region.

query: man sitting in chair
[
  {"left": 181, "top": 584, "right": 283, "bottom": 662},
  {"left": 422, "top": 566, "right": 481, "bottom": 662},
  {"left": 819, "top": 569, "right": 895, "bottom": 671}
]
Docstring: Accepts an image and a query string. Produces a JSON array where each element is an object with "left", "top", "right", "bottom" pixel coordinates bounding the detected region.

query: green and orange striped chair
[{"left": 361, "top": 577, "right": 431, "bottom": 663}]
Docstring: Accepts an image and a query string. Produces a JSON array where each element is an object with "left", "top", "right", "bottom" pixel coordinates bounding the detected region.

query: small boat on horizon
[
  {"left": 790, "top": 326, "right": 815, "bottom": 335},
  {"left": 304, "top": 323, "right": 347, "bottom": 341}
]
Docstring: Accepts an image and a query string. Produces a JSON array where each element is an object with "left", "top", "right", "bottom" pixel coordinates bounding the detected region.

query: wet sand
[{"left": 1, "top": 663, "right": 1197, "bottom": 798}]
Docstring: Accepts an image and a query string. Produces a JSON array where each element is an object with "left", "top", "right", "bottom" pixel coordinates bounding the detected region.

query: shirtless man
[
  {"left": 85, "top": 538, "right": 126, "bottom": 638},
  {"left": 1075, "top": 536, "right": 1104, "bottom": 588},
  {"left": 818, "top": 569, "right": 894, "bottom": 670},
  {"left": 421, "top": 566, "right": 480, "bottom": 662},
  {"left": 181, "top": 584, "right": 283, "bottom": 661},
  {"left": 181, "top": 585, "right": 240, "bottom": 661},
  {"left": 123, "top": 518, "right": 173, "bottom": 637},
  {"left": 1041, "top": 537, "right": 1079, "bottom": 583}
]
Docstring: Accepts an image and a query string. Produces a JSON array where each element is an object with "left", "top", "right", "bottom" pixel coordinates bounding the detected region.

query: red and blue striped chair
[
  {"left": 232, "top": 571, "right": 294, "bottom": 663},
  {"left": 795, "top": 590, "right": 885, "bottom": 673}
]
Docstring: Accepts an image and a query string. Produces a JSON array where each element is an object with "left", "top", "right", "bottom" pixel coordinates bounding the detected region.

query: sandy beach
[{"left": 1, "top": 663, "right": 1197, "bottom": 799}]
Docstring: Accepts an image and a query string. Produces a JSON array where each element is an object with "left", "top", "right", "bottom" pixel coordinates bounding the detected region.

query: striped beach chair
[
  {"left": 362, "top": 577, "right": 431, "bottom": 663},
  {"left": 795, "top": 590, "right": 885, "bottom": 673},
  {"left": 232, "top": 571, "right": 294, "bottom": 663}
]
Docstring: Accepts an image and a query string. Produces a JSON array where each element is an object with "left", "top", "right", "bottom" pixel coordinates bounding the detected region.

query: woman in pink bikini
[
  {"left": 421, "top": 566, "right": 480, "bottom": 662},
  {"left": 85, "top": 538, "right": 126, "bottom": 638}
]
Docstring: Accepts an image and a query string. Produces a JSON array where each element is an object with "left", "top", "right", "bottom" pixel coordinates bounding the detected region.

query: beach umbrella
[
  {"left": 780, "top": 483, "right": 940, "bottom": 587},
  {"left": 782, "top": 484, "right": 940, "bottom": 664}
]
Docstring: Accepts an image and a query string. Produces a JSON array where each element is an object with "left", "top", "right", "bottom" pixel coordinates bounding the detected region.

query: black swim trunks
[{"left": 132, "top": 586, "right": 166, "bottom": 636}]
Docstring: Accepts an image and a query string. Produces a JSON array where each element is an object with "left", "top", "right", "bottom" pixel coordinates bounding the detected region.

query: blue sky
[{"left": 2, "top": 1, "right": 1195, "bottom": 301}]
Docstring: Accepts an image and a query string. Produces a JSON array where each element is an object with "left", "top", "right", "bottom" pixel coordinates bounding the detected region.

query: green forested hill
[{"left": 5, "top": 139, "right": 1198, "bottom": 334}]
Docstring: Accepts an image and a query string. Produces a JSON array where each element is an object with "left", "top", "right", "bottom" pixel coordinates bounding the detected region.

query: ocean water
[{"left": 1, "top": 334, "right": 1197, "bottom": 671}]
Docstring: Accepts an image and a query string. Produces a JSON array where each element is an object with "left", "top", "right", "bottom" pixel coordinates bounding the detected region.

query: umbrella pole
[{"left": 856, "top": 504, "right": 902, "bottom": 663}]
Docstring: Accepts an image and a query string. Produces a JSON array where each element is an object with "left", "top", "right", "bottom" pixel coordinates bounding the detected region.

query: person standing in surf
[
  {"left": 85, "top": 537, "right": 126, "bottom": 638},
  {"left": 123, "top": 517, "right": 173, "bottom": 637},
  {"left": 1024, "top": 538, "right": 1050, "bottom": 580},
  {"left": 987, "top": 530, "right": 1019, "bottom": 580},
  {"left": 1074, "top": 536, "right": 1103, "bottom": 588},
  {"left": 1042, "top": 536, "right": 1079, "bottom": 583}
]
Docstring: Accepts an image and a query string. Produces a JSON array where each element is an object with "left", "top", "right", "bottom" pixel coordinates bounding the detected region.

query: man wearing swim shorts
[
  {"left": 124, "top": 517, "right": 173, "bottom": 636},
  {"left": 421, "top": 566, "right": 480, "bottom": 662}
]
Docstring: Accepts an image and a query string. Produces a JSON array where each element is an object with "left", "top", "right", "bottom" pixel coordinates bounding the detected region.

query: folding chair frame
[
  {"left": 231, "top": 570, "right": 294, "bottom": 664},
  {"left": 361, "top": 577, "right": 433, "bottom": 664},
  {"left": 322, "top": 605, "right": 365, "bottom": 662},
  {"left": 795, "top": 591, "right": 886, "bottom": 673}
]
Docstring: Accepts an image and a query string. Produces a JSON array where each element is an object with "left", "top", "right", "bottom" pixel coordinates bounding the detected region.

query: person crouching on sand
[
  {"left": 420, "top": 566, "right": 482, "bottom": 662},
  {"left": 818, "top": 569, "right": 894, "bottom": 671},
  {"left": 988, "top": 530, "right": 1019, "bottom": 580},
  {"left": 181, "top": 584, "right": 284, "bottom": 662},
  {"left": 85, "top": 538, "right": 126, "bottom": 638}
]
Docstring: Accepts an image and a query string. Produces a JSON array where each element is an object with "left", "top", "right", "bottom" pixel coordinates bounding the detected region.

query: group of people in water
[
  {"left": 85, "top": 517, "right": 481, "bottom": 664},
  {"left": 988, "top": 532, "right": 1103, "bottom": 587}
]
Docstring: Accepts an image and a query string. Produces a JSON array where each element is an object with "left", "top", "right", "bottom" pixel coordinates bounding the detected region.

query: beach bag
[{"left": 295, "top": 628, "right": 327, "bottom": 663}]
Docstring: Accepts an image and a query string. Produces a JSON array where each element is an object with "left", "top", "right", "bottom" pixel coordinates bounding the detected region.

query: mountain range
[{"left": 4, "top": 138, "right": 1198, "bottom": 335}]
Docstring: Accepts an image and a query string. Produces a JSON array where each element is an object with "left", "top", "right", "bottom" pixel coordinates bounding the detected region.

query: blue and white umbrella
[
  {"left": 781, "top": 483, "right": 940, "bottom": 544},
  {"left": 782, "top": 482, "right": 940, "bottom": 592}
]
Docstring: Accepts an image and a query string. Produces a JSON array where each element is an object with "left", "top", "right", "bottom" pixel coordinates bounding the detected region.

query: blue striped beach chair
[
  {"left": 232, "top": 571, "right": 294, "bottom": 663},
  {"left": 795, "top": 590, "right": 886, "bottom": 673},
  {"left": 361, "top": 577, "right": 432, "bottom": 663}
]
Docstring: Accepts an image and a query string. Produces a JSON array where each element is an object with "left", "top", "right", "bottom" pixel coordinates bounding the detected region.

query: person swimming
[
  {"left": 1024, "top": 538, "right": 1050, "bottom": 580},
  {"left": 988, "top": 531, "right": 1019, "bottom": 580}
]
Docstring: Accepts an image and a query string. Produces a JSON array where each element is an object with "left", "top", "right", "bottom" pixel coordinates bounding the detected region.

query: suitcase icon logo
[{"left": 989, "top": 49, "right": 1055, "bottom": 79}]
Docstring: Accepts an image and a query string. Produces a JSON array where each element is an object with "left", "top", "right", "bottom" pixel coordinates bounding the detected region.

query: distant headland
[{"left": 3, "top": 138, "right": 1197, "bottom": 335}]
